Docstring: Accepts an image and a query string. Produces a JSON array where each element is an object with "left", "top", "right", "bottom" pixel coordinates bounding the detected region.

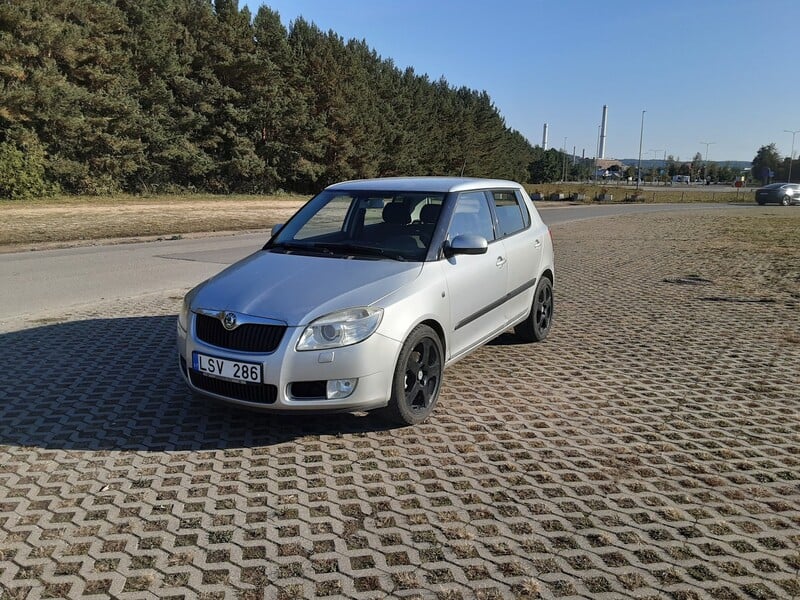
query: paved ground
[{"left": 1, "top": 210, "right": 798, "bottom": 599}]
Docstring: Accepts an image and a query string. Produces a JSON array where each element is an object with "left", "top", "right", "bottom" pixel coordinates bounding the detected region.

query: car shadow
[
  {"left": 0, "top": 316, "right": 393, "bottom": 451},
  {"left": 487, "top": 331, "right": 529, "bottom": 346}
]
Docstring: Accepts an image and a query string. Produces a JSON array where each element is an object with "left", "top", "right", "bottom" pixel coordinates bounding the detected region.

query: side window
[
  {"left": 492, "top": 190, "right": 529, "bottom": 237},
  {"left": 448, "top": 191, "right": 495, "bottom": 242}
]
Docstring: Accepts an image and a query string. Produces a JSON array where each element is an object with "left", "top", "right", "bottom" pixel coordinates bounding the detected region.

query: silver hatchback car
[
  {"left": 754, "top": 182, "right": 800, "bottom": 206},
  {"left": 177, "top": 177, "right": 555, "bottom": 425}
]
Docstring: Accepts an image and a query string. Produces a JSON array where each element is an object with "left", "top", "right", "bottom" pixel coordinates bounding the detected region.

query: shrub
[{"left": 0, "top": 140, "right": 53, "bottom": 199}]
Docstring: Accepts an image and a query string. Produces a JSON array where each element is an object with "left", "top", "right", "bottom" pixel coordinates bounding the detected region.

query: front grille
[
  {"left": 195, "top": 313, "right": 285, "bottom": 353},
  {"left": 189, "top": 369, "right": 277, "bottom": 404}
]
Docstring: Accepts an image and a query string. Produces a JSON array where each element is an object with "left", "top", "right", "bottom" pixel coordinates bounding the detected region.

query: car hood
[{"left": 191, "top": 250, "right": 423, "bottom": 325}]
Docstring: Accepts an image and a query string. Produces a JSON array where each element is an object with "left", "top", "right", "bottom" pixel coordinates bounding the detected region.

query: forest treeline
[{"left": 0, "top": 0, "right": 546, "bottom": 199}]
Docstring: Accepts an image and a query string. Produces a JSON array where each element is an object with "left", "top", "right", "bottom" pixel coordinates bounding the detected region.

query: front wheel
[
  {"left": 781, "top": 195, "right": 791, "bottom": 206},
  {"left": 379, "top": 324, "right": 443, "bottom": 426},
  {"left": 515, "top": 277, "right": 554, "bottom": 342}
]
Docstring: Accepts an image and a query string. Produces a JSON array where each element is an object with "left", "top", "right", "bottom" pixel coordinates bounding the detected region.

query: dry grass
[
  {"left": 0, "top": 190, "right": 794, "bottom": 256},
  {"left": 525, "top": 182, "right": 755, "bottom": 204},
  {"left": 0, "top": 193, "right": 307, "bottom": 250},
  {"left": 695, "top": 210, "right": 800, "bottom": 302}
]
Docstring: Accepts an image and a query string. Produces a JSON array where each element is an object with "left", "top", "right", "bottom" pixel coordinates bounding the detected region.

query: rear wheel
[
  {"left": 756, "top": 199, "right": 765, "bottom": 206},
  {"left": 379, "top": 324, "right": 443, "bottom": 426},
  {"left": 515, "top": 277, "right": 554, "bottom": 342},
  {"left": 781, "top": 195, "right": 791, "bottom": 206}
]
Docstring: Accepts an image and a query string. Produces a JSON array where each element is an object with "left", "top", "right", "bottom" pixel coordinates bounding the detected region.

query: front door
[{"left": 442, "top": 191, "right": 508, "bottom": 359}]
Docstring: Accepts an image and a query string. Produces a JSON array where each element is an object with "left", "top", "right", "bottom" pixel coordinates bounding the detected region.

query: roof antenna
[{"left": 459, "top": 159, "right": 466, "bottom": 177}]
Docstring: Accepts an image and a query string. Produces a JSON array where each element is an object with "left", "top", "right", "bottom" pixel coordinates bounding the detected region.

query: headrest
[
  {"left": 420, "top": 203, "right": 441, "bottom": 224},
  {"left": 383, "top": 202, "right": 411, "bottom": 225}
]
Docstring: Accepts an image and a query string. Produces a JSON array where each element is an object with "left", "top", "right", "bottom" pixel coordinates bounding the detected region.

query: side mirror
[
  {"left": 444, "top": 234, "right": 488, "bottom": 257},
  {"left": 271, "top": 223, "right": 284, "bottom": 237}
]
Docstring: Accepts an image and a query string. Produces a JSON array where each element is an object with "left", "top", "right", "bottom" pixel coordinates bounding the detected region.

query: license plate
[{"left": 192, "top": 352, "right": 263, "bottom": 383}]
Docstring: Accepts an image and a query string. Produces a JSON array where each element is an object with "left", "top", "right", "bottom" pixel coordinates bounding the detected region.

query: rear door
[{"left": 489, "top": 189, "right": 543, "bottom": 322}]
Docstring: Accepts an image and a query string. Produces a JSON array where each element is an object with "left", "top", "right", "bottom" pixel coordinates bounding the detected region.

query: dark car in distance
[{"left": 755, "top": 183, "right": 800, "bottom": 206}]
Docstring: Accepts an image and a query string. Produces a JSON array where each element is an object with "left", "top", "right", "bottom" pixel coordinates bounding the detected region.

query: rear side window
[{"left": 492, "top": 190, "right": 529, "bottom": 237}]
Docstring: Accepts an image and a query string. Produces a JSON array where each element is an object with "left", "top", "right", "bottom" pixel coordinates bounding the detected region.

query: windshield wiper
[
  {"left": 314, "top": 243, "right": 407, "bottom": 262},
  {"left": 267, "top": 242, "right": 334, "bottom": 255}
]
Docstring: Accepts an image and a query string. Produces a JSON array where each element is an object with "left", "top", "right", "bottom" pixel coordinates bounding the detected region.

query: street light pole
[
  {"left": 636, "top": 110, "right": 645, "bottom": 190},
  {"left": 700, "top": 141, "right": 715, "bottom": 182},
  {"left": 784, "top": 129, "right": 800, "bottom": 183}
]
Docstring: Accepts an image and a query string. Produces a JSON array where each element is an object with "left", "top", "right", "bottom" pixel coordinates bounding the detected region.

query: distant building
[{"left": 595, "top": 158, "right": 625, "bottom": 179}]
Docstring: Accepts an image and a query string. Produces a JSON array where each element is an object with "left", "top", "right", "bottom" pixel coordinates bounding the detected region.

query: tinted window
[
  {"left": 448, "top": 191, "right": 495, "bottom": 242},
  {"left": 492, "top": 190, "right": 529, "bottom": 237}
]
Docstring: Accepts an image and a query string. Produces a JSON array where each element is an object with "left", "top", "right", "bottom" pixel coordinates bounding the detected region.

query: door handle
[
  {"left": 496, "top": 256, "right": 507, "bottom": 267},
  {"left": 534, "top": 238, "right": 542, "bottom": 248}
]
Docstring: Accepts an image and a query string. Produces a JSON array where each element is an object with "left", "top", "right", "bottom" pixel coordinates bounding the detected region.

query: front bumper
[{"left": 176, "top": 315, "right": 401, "bottom": 413}]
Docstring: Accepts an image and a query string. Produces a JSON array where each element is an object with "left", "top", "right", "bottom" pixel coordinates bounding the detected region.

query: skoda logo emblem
[{"left": 222, "top": 312, "right": 237, "bottom": 331}]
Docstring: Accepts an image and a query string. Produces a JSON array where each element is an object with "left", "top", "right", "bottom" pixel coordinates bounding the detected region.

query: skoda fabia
[{"left": 177, "top": 177, "right": 555, "bottom": 425}]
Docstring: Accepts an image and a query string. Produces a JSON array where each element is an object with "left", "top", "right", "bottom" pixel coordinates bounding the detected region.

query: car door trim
[{"left": 454, "top": 277, "right": 537, "bottom": 331}]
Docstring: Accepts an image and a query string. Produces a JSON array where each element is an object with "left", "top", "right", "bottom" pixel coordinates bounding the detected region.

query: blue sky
[{"left": 242, "top": 0, "right": 800, "bottom": 162}]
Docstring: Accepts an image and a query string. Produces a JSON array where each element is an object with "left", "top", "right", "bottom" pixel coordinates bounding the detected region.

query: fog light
[{"left": 327, "top": 378, "right": 357, "bottom": 399}]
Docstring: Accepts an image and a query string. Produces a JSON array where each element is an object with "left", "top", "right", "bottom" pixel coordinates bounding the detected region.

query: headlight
[
  {"left": 178, "top": 284, "right": 203, "bottom": 332},
  {"left": 177, "top": 297, "right": 192, "bottom": 332},
  {"left": 296, "top": 307, "right": 383, "bottom": 351}
]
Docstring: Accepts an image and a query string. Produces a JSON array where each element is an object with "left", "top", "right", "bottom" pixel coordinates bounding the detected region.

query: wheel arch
[
  {"left": 540, "top": 268, "right": 554, "bottom": 287},
  {"left": 419, "top": 318, "right": 447, "bottom": 357}
]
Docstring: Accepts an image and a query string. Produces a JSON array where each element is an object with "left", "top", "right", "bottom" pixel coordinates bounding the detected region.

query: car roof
[{"left": 325, "top": 176, "right": 523, "bottom": 193}]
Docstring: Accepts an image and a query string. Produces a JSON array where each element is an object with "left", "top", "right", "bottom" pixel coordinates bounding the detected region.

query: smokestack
[
  {"left": 542, "top": 123, "right": 549, "bottom": 150},
  {"left": 599, "top": 105, "right": 608, "bottom": 159}
]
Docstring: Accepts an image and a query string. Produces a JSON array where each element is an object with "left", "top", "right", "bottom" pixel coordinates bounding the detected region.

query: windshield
[{"left": 267, "top": 190, "right": 445, "bottom": 261}]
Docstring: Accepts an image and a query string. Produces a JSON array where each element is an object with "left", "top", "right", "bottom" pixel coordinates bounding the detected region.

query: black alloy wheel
[
  {"left": 380, "top": 324, "right": 443, "bottom": 425},
  {"left": 516, "top": 277, "right": 554, "bottom": 342}
]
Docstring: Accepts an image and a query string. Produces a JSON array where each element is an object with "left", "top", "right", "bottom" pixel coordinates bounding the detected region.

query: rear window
[{"left": 492, "top": 190, "right": 529, "bottom": 237}]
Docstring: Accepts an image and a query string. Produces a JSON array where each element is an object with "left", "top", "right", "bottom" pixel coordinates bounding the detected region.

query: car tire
[
  {"left": 379, "top": 324, "right": 443, "bottom": 426},
  {"left": 756, "top": 200, "right": 765, "bottom": 206},
  {"left": 515, "top": 277, "right": 554, "bottom": 342},
  {"left": 781, "top": 196, "right": 791, "bottom": 206}
]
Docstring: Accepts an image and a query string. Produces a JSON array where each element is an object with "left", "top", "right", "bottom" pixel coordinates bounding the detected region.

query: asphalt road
[{"left": 0, "top": 202, "right": 751, "bottom": 325}]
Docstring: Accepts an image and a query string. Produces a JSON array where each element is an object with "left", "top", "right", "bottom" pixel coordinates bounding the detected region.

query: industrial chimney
[
  {"left": 542, "top": 123, "right": 549, "bottom": 150},
  {"left": 599, "top": 105, "right": 608, "bottom": 159}
]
